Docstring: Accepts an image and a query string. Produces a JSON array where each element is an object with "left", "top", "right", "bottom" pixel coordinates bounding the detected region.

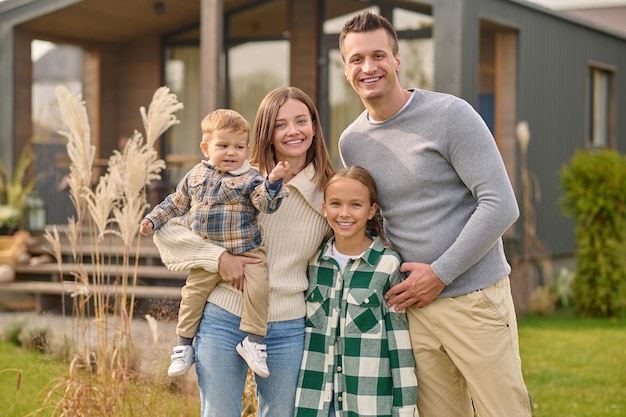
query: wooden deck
[
  {"left": 2, "top": 280, "right": 181, "bottom": 298},
  {"left": 0, "top": 229, "right": 186, "bottom": 313}
]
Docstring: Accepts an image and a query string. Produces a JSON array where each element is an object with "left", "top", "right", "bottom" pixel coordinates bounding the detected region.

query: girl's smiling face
[{"left": 323, "top": 177, "right": 377, "bottom": 246}]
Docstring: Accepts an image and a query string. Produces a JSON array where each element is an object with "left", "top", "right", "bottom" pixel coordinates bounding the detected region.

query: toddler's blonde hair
[{"left": 201, "top": 109, "right": 250, "bottom": 143}]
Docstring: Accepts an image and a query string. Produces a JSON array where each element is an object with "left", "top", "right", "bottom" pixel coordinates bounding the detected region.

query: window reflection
[
  {"left": 32, "top": 40, "right": 83, "bottom": 143},
  {"left": 322, "top": 5, "right": 434, "bottom": 166},
  {"left": 589, "top": 67, "right": 611, "bottom": 148},
  {"left": 228, "top": 41, "right": 289, "bottom": 126},
  {"left": 165, "top": 47, "right": 201, "bottom": 156},
  {"left": 31, "top": 40, "right": 83, "bottom": 224}
]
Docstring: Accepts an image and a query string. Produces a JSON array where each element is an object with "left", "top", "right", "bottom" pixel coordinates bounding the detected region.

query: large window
[
  {"left": 228, "top": 41, "right": 289, "bottom": 125},
  {"left": 163, "top": 0, "right": 289, "bottom": 184},
  {"left": 587, "top": 64, "right": 616, "bottom": 148},
  {"left": 31, "top": 39, "right": 84, "bottom": 224},
  {"left": 227, "top": 0, "right": 289, "bottom": 124}
]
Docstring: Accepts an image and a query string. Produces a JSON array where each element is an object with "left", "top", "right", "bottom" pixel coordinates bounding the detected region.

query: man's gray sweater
[{"left": 339, "top": 89, "right": 519, "bottom": 298}]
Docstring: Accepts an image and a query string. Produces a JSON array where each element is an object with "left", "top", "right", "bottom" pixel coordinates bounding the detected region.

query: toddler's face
[{"left": 200, "top": 129, "right": 249, "bottom": 172}]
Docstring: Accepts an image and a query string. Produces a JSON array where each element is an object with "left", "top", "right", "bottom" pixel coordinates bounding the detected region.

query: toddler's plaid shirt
[{"left": 146, "top": 160, "right": 287, "bottom": 254}]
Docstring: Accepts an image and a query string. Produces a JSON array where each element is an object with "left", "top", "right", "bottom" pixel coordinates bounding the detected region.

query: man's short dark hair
[{"left": 339, "top": 11, "right": 399, "bottom": 58}]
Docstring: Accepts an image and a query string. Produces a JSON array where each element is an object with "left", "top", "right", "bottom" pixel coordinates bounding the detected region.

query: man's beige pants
[
  {"left": 407, "top": 276, "right": 532, "bottom": 417},
  {"left": 177, "top": 246, "right": 268, "bottom": 339}
]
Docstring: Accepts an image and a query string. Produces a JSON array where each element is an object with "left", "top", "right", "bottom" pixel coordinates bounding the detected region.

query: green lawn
[
  {"left": 518, "top": 312, "right": 626, "bottom": 417},
  {"left": 0, "top": 341, "right": 200, "bottom": 417},
  {"left": 0, "top": 342, "right": 67, "bottom": 417},
  {"left": 1, "top": 313, "right": 624, "bottom": 416}
]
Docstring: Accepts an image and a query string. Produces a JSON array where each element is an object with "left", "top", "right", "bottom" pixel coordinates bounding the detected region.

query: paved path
[{"left": 0, "top": 311, "right": 196, "bottom": 382}]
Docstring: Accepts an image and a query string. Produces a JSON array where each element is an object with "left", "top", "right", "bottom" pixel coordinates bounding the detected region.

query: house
[
  {"left": 1, "top": 0, "right": 625, "bottom": 309},
  {"left": 528, "top": 0, "right": 626, "bottom": 36}
]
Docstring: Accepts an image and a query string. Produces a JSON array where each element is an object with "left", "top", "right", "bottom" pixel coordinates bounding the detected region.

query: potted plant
[
  {"left": 0, "top": 145, "right": 35, "bottom": 265},
  {"left": 0, "top": 144, "right": 36, "bottom": 234},
  {"left": 0, "top": 205, "right": 20, "bottom": 235}
]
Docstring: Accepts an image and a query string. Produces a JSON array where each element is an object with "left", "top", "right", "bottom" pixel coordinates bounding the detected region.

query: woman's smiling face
[{"left": 271, "top": 98, "right": 315, "bottom": 161}]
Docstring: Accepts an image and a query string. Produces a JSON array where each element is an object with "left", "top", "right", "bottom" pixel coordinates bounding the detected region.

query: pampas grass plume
[
  {"left": 43, "top": 226, "right": 62, "bottom": 265},
  {"left": 141, "top": 87, "right": 184, "bottom": 147},
  {"left": 55, "top": 86, "right": 95, "bottom": 218},
  {"left": 143, "top": 314, "right": 159, "bottom": 346}
]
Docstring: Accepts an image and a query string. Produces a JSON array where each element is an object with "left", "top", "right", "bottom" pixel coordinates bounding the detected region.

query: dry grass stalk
[
  {"left": 242, "top": 370, "right": 259, "bottom": 416},
  {"left": 511, "top": 121, "right": 553, "bottom": 311},
  {"left": 44, "top": 86, "right": 183, "bottom": 415}
]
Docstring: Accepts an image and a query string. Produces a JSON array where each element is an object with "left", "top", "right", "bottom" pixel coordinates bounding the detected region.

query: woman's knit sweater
[{"left": 154, "top": 163, "right": 331, "bottom": 322}]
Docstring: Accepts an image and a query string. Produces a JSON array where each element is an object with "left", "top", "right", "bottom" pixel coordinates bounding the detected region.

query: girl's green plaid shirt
[{"left": 295, "top": 236, "right": 418, "bottom": 417}]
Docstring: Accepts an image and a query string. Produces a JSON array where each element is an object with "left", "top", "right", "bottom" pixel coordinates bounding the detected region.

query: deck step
[
  {"left": 0, "top": 280, "right": 181, "bottom": 299},
  {"left": 1, "top": 229, "right": 187, "bottom": 313},
  {"left": 14, "top": 262, "right": 187, "bottom": 280}
]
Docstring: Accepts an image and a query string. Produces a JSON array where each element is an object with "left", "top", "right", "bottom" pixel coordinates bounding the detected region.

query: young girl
[{"left": 295, "top": 166, "right": 418, "bottom": 417}]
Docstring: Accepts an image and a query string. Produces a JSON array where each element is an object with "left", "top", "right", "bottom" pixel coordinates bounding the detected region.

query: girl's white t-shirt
[{"left": 332, "top": 243, "right": 356, "bottom": 270}]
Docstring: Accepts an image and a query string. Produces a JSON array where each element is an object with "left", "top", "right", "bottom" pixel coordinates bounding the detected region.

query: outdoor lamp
[{"left": 26, "top": 193, "right": 46, "bottom": 232}]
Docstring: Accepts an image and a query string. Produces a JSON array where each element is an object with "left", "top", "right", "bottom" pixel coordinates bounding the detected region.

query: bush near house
[{"left": 560, "top": 149, "right": 626, "bottom": 317}]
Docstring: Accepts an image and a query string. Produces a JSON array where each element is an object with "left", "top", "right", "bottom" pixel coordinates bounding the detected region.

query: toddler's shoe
[
  {"left": 236, "top": 336, "right": 270, "bottom": 378},
  {"left": 167, "top": 345, "right": 194, "bottom": 377}
]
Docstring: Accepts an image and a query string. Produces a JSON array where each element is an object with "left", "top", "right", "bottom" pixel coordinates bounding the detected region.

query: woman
[{"left": 155, "top": 87, "right": 333, "bottom": 417}]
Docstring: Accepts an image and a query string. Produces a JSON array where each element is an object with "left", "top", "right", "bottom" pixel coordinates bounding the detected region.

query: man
[{"left": 338, "top": 11, "right": 532, "bottom": 417}]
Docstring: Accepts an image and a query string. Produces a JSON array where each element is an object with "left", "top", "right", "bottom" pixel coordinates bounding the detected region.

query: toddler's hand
[
  {"left": 268, "top": 161, "right": 290, "bottom": 182},
  {"left": 139, "top": 219, "right": 154, "bottom": 236}
]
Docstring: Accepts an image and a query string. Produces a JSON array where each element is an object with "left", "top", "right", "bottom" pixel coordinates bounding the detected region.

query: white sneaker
[
  {"left": 167, "top": 345, "right": 194, "bottom": 377},
  {"left": 236, "top": 337, "right": 270, "bottom": 378}
]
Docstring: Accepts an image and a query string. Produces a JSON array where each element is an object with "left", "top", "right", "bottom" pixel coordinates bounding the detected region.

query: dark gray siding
[{"left": 461, "top": 0, "right": 626, "bottom": 257}]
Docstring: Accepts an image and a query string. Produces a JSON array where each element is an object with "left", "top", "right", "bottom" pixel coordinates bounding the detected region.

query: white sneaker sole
[
  {"left": 236, "top": 343, "right": 270, "bottom": 378},
  {"left": 168, "top": 362, "right": 193, "bottom": 377}
]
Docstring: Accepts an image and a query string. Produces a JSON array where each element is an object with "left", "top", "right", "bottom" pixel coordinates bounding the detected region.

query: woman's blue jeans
[{"left": 195, "top": 302, "right": 305, "bottom": 417}]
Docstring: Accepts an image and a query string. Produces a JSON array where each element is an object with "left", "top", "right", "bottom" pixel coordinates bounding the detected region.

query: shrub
[
  {"left": 17, "top": 325, "right": 50, "bottom": 353},
  {"left": 560, "top": 149, "right": 626, "bottom": 317},
  {"left": 1, "top": 319, "right": 51, "bottom": 353},
  {"left": 1, "top": 318, "right": 26, "bottom": 346}
]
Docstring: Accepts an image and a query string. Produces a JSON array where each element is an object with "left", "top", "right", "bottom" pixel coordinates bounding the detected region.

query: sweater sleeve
[
  {"left": 152, "top": 215, "right": 226, "bottom": 272},
  {"left": 430, "top": 98, "right": 519, "bottom": 283}
]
